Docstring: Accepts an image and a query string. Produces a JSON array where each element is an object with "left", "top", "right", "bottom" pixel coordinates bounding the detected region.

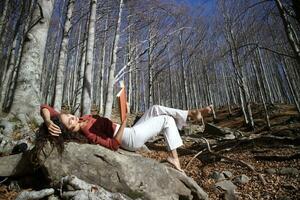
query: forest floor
[
  {"left": 0, "top": 104, "right": 299, "bottom": 200},
  {"left": 132, "top": 104, "right": 300, "bottom": 200}
]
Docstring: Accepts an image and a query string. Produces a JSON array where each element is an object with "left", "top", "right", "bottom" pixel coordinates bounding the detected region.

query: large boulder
[
  {"left": 0, "top": 153, "right": 32, "bottom": 176},
  {"left": 37, "top": 142, "right": 208, "bottom": 200}
]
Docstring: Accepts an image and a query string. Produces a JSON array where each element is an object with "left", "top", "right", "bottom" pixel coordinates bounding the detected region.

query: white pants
[{"left": 121, "top": 105, "right": 188, "bottom": 151}]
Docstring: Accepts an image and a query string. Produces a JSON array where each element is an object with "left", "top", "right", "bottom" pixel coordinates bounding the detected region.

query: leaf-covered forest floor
[
  {"left": 134, "top": 104, "right": 300, "bottom": 200},
  {"left": 0, "top": 104, "right": 299, "bottom": 199}
]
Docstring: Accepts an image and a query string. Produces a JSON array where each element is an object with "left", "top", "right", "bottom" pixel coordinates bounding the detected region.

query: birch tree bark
[
  {"left": 167, "top": 45, "right": 173, "bottom": 108},
  {"left": 0, "top": 0, "right": 9, "bottom": 64},
  {"left": 53, "top": 0, "right": 75, "bottom": 110},
  {"left": 147, "top": 28, "right": 154, "bottom": 108},
  {"left": 282, "top": 57, "right": 300, "bottom": 112},
  {"left": 257, "top": 47, "right": 274, "bottom": 104},
  {"left": 0, "top": 0, "right": 27, "bottom": 109},
  {"left": 104, "top": 0, "right": 124, "bottom": 118},
  {"left": 0, "top": 0, "right": 9, "bottom": 34},
  {"left": 98, "top": 14, "right": 108, "bottom": 115},
  {"left": 221, "top": 64, "right": 232, "bottom": 115},
  {"left": 74, "top": 40, "right": 87, "bottom": 115},
  {"left": 10, "top": 0, "right": 54, "bottom": 121},
  {"left": 251, "top": 54, "right": 271, "bottom": 128},
  {"left": 179, "top": 31, "right": 189, "bottom": 109},
  {"left": 81, "top": 0, "right": 97, "bottom": 115},
  {"left": 275, "top": 0, "right": 300, "bottom": 66}
]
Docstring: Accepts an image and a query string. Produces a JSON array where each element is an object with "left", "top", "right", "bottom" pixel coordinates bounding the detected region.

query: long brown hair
[{"left": 32, "top": 116, "right": 88, "bottom": 166}]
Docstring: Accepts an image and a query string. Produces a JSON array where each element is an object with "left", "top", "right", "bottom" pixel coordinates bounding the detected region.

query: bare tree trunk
[
  {"left": 205, "top": 68, "right": 217, "bottom": 120},
  {"left": 70, "top": 23, "right": 82, "bottom": 109},
  {"left": 282, "top": 57, "right": 300, "bottom": 112},
  {"left": 53, "top": 0, "right": 75, "bottom": 110},
  {"left": 134, "top": 60, "right": 140, "bottom": 112},
  {"left": 127, "top": 51, "right": 132, "bottom": 113},
  {"left": 167, "top": 45, "right": 173, "bottom": 108},
  {"left": 104, "top": 0, "right": 124, "bottom": 118},
  {"left": 221, "top": 65, "right": 232, "bottom": 115},
  {"left": 74, "top": 41, "right": 87, "bottom": 115},
  {"left": 98, "top": 16, "right": 108, "bottom": 115},
  {"left": 275, "top": 0, "right": 300, "bottom": 67},
  {"left": 10, "top": 0, "right": 54, "bottom": 121},
  {"left": 81, "top": 0, "right": 97, "bottom": 115},
  {"left": 0, "top": 0, "right": 9, "bottom": 65},
  {"left": 147, "top": 36, "right": 154, "bottom": 108},
  {"left": 45, "top": 31, "right": 61, "bottom": 104},
  {"left": 0, "top": 0, "right": 27, "bottom": 109},
  {"left": 257, "top": 47, "right": 274, "bottom": 104},
  {"left": 251, "top": 55, "right": 271, "bottom": 129},
  {"left": 0, "top": 0, "right": 9, "bottom": 34},
  {"left": 179, "top": 32, "right": 189, "bottom": 109}
]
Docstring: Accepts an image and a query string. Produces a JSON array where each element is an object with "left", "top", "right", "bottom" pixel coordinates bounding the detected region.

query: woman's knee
[
  {"left": 150, "top": 105, "right": 160, "bottom": 110},
  {"left": 152, "top": 105, "right": 163, "bottom": 112},
  {"left": 163, "top": 115, "right": 176, "bottom": 127}
]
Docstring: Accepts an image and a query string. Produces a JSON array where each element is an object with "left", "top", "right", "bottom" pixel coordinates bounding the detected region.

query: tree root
[
  {"left": 254, "top": 153, "right": 300, "bottom": 161},
  {"left": 60, "top": 175, "right": 131, "bottom": 200},
  {"left": 15, "top": 188, "right": 54, "bottom": 200}
]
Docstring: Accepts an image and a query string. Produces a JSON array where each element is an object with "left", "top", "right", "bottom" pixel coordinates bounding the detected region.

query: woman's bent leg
[
  {"left": 121, "top": 115, "right": 183, "bottom": 171},
  {"left": 122, "top": 115, "right": 183, "bottom": 150},
  {"left": 135, "top": 105, "right": 188, "bottom": 130}
]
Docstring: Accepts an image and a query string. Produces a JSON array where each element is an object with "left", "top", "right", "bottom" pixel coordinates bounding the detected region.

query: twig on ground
[
  {"left": 0, "top": 177, "right": 8, "bottom": 184},
  {"left": 185, "top": 137, "right": 267, "bottom": 185}
]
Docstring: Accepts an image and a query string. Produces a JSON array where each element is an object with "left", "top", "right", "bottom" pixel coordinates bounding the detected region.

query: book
[{"left": 116, "top": 81, "right": 127, "bottom": 123}]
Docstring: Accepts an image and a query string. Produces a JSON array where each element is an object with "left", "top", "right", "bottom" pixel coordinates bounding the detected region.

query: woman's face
[{"left": 59, "top": 114, "right": 80, "bottom": 132}]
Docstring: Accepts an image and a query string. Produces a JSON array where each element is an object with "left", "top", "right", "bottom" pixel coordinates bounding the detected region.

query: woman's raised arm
[{"left": 40, "top": 105, "right": 62, "bottom": 136}]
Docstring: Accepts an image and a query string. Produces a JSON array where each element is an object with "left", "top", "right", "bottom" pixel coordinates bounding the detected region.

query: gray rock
[
  {"left": 222, "top": 171, "right": 233, "bottom": 178},
  {"left": 204, "top": 123, "right": 225, "bottom": 136},
  {"left": 138, "top": 144, "right": 151, "bottom": 152},
  {"left": 47, "top": 195, "right": 60, "bottom": 200},
  {"left": 215, "top": 180, "right": 237, "bottom": 192},
  {"left": 37, "top": 142, "right": 208, "bottom": 200},
  {"left": 224, "top": 190, "right": 238, "bottom": 200},
  {"left": 233, "top": 174, "right": 250, "bottom": 185},
  {"left": 265, "top": 168, "right": 276, "bottom": 174},
  {"left": 0, "top": 137, "right": 16, "bottom": 155},
  {"left": 204, "top": 123, "right": 243, "bottom": 139},
  {"left": 0, "top": 119, "right": 15, "bottom": 136},
  {"left": 210, "top": 171, "right": 225, "bottom": 181},
  {"left": 278, "top": 168, "right": 299, "bottom": 176},
  {"left": 0, "top": 153, "right": 32, "bottom": 176},
  {"left": 8, "top": 181, "right": 21, "bottom": 192},
  {"left": 224, "top": 133, "right": 235, "bottom": 140}
]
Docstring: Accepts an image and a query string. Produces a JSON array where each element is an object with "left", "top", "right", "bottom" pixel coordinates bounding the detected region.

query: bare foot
[
  {"left": 201, "top": 104, "right": 213, "bottom": 117},
  {"left": 167, "top": 157, "right": 184, "bottom": 173},
  {"left": 188, "top": 105, "right": 213, "bottom": 124}
]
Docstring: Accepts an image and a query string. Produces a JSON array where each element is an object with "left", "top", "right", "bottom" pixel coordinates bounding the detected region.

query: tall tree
[
  {"left": 81, "top": 0, "right": 97, "bottom": 115},
  {"left": 10, "top": 0, "right": 54, "bottom": 121},
  {"left": 53, "top": 0, "right": 75, "bottom": 110},
  {"left": 275, "top": 0, "right": 300, "bottom": 66},
  {"left": 104, "top": 0, "right": 125, "bottom": 118}
]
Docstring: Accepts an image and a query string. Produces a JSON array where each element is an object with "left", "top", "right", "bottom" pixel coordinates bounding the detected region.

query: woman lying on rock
[{"left": 40, "top": 104, "right": 212, "bottom": 172}]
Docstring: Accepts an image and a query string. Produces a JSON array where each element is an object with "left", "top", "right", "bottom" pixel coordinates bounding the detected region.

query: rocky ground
[
  {"left": 0, "top": 104, "right": 299, "bottom": 199},
  {"left": 138, "top": 104, "right": 300, "bottom": 200}
]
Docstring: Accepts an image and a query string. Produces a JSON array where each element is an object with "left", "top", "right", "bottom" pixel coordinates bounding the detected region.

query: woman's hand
[
  {"left": 122, "top": 114, "right": 128, "bottom": 124},
  {"left": 45, "top": 120, "right": 61, "bottom": 136}
]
